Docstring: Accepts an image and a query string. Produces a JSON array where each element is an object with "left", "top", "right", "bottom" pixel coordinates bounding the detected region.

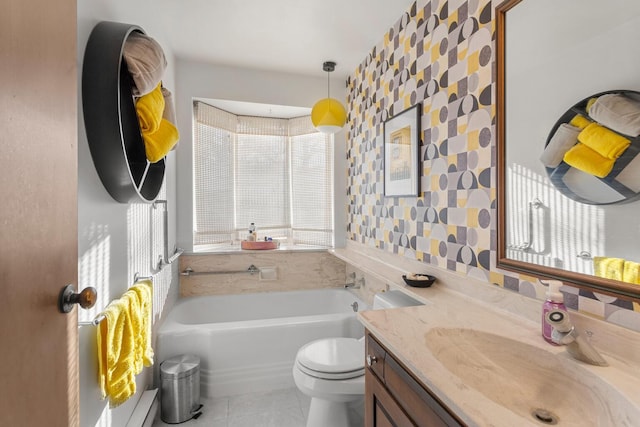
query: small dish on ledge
[
  {"left": 402, "top": 273, "right": 436, "bottom": 288},
  {"left": 241, "top": 240, "right": 279, "bottom": 250}
]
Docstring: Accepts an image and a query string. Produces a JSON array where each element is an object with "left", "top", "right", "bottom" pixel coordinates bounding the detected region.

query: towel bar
[
  {"left": 181, "top": 265, "right": 260, "bottom": 276},
  {"left": 79, "top": 274, "right": 154, "bottom": 326},
  {"left": 507, "top": 198, "right": 543, "bottom": 251},
  {"left": 79, "top": 314, "right": 107, "bottom": 326},
  {"left": 134, "top": 273, "right": 154, "bottom": 283}
]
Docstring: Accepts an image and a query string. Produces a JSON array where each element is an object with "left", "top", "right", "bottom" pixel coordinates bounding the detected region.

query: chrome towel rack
[
  {"left": 508, "top": 197, "right": 543, "bottom": 251},
  {"left": 78, "top": 273, "right": 154, "bottom": 326},
  {"left": 181, "top": 265, "right": 260, "bottom": 276},
  {"left": 79, "top": 314, "right": 106, "bottom": 326}
]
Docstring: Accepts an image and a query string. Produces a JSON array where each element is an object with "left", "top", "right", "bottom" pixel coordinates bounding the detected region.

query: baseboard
[{"left": 126, "top": 388, "right": 159, "bottom": 427}]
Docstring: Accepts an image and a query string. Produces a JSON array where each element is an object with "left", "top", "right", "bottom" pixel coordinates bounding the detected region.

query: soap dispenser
[
  {"left": 541, "top": 280, "right": 566, "bottom": 345},
  {"left": 247, "top": 222, "right": 257, "bottom": 242}
]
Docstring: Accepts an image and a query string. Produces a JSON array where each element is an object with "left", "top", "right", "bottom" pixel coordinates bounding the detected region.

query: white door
[{"left": 0, "top": 0, "right": 79, "bottom": 425}]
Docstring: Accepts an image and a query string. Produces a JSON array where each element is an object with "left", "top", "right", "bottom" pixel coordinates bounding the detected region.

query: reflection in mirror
[
  {"left": 496, "top": 0, "right": 640, "bottom": 299},
  {"left": 542, "top": 90, "right": 640, "bottom": 205}
]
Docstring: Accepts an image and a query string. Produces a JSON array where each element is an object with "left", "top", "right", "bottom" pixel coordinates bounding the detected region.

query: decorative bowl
[{"left": 402, "top": 273, "right": 436, "bottom": 288}]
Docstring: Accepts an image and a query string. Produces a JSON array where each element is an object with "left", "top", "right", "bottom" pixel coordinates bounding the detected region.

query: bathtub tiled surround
[{"left": 179, "top": 250, "right": 346, "bottom": 296}]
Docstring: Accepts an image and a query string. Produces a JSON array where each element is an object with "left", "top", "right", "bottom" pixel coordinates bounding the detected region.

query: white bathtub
[{"left": 156, "top": 288, "right": 367, "bottom": 397}]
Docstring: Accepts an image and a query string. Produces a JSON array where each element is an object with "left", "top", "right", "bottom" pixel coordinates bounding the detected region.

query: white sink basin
[{"left": 425, "top": 327, "right": 639, "bottom": 426}]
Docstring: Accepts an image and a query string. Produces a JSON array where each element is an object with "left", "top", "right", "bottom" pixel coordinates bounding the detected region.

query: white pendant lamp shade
[{"left": 311, "top": 61, "right": 346, "bottom": 134}]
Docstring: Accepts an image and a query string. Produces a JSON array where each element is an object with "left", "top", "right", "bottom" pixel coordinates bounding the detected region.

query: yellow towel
[
  {"left": 136, "top": 83, "right": 180, "bottom": 163},
  {"left": 142, "top": 118, "right": 180, "bottom": 163},
  {"left": 585, "top": 97, "right": 597, "bottom": 114},
  {"left": 136, "top": 83, "right": 164, "bottom": 134},
  {"left": 569, "top": 114, "right": 591, "bottom": 130},
  {"left": 593, "top": 256, "right": 625, "bottom": 282},
  {"left": 563, "top": 143, "right": 615, "bottom": 178},
  {"left": 623, "top": 261, "right": 640, "bottom": 285},
  {"left": 578, "top": 122, "right": 630, "bottom": 159},
  {"left": 128, "top": 280, "right": 154, "bottom": 368},
  {"left": 96, "top": 280, "right": 153, "bottom": 407},
  {"left": 97, "top": 299, "right": 137, "bottom": 407}
]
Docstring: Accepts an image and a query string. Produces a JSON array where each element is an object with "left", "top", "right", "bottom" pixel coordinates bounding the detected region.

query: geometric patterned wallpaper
[
  {"left": 345, "top": 0, "right": 640, "bottom": 329},
  {"left": 347, "top": 0, "right": 495, "bottom": 276}
]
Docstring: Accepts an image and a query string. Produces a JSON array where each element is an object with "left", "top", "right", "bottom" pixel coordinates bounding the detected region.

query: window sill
[{"left": 190, "top": 243, "right": 331, "bottom": 255}]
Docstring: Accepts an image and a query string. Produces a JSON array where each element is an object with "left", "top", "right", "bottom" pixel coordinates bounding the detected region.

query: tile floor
[{"left": 152, "top": 386, "right": 363, "bottom": 427}]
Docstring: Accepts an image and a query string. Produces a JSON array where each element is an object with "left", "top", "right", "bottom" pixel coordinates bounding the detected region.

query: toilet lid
[{"left": 296, "top": 338, "right": 365, "bottom": 380}]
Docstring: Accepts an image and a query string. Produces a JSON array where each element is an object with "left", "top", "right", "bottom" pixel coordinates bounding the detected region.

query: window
[{"left": 193, "top": 101, "right": 334, "bottom": 249}]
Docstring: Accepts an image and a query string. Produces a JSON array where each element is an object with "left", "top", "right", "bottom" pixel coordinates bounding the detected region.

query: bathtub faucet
[{"left": 345, "top": 273, "right": 365, "bottom": 289}]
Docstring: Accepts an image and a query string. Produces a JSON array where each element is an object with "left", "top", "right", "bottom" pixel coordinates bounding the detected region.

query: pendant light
[{"left": 311, "top": 61, "right": 346, "bottom": 134}]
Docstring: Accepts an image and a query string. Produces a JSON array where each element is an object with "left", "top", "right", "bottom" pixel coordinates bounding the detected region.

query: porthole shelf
[
  {"left": 545, "top": 90, "right": 640, "bottom": 205},
  {"left": 82, "top": 21, "right": 165, "bottom": 203}
]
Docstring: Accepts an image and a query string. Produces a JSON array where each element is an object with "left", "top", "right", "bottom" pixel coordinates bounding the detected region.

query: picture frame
[{"left": 383, "top": 104, "right": 421, "bottom": 197}]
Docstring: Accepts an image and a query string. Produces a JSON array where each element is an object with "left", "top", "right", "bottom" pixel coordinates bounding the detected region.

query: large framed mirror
[{"left": 496, "top": 0, "right": 640, "bottom": 301}]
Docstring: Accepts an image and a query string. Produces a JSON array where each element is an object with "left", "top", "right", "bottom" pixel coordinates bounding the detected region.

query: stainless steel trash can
[{"left": 160, "top": 354, "right": 201, "bottom": 423}]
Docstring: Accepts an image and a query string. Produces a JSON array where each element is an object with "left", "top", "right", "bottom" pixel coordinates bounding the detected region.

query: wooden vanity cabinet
[{"left": 365, "top": 331, "right": 465, "bottom": 427}]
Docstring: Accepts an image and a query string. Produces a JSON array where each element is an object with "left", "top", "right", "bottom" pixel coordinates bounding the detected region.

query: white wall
[
  {"left": 174, "top": 59, "right": 348, "bottom": 252},
  {"left": 77, "top": 5, "right": 350, "bottom": 426},
  {"left": 77, "top": 2, "right": 180, "bottom": 425}
]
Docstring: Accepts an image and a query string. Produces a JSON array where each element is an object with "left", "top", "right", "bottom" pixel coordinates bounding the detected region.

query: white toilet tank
[{"left": 372, "top": 290, "right": 423, "bottom": 309}]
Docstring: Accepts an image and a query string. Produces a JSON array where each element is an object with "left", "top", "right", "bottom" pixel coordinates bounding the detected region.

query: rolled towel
[
  {"left": 161, "top": 86, "right": 179, "bottom": 152},
  {"left": 563, "top": 143, "right": 615, "bottom": 178},
  {"left": 161, "top": 87, "right": 176, "bottom": 124},
  {"left": 593, "top": 256, "right": 625, "bottom": 281},
  {"left": 142, "top": 119, "right": 180, "bottom": 163},
  {"left": 136, "top": 83, "right": 179, "bottom": 162},
  {"left": 569, "top": 114, "right": 591, "bottom": 130},
  {"left": 123, "top": 32, "right": 167, "bottom": 97},
  {"left": 578, "top": 122, "right": 630, "bottom": 159},
  {"left": 135, "top": 83, "right": 164, "bottom": 135},
  {"left": 540, "top": 123, "right": 580, "bottom": 168},
  {"left": 623, "top": 260, "right": 640, "bottom": 285},
  {"left": 588, "top": 93, "right": 640, "bottom": 137}
]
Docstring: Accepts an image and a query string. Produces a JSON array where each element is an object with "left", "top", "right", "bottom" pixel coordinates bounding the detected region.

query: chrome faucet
[
  {"left": 545, "top": 309, "right": 608, "bottom": 366},
  {"left": 344, "top": 272, "right": 365, "bottom": 289}
]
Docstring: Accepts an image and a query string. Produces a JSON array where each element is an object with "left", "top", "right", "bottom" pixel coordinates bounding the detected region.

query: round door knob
[
  {"left": 77, "top": 287, "right": 98, "bottom": 308},
  {"left": 58, "top": 285, "right": 98, "bottom": 313},
  {"left": 366, "top": 354, "right": 377, "bottom": 366}
]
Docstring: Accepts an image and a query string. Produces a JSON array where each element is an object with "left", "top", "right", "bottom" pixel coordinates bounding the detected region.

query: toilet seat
[{"left": 296, "top": 337, "right": 365, "bottom": 380}]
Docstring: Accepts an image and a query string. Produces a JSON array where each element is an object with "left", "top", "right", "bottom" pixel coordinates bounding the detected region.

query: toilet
[{"left": 293, "top": 290, "right": 423, "bottom": 427}]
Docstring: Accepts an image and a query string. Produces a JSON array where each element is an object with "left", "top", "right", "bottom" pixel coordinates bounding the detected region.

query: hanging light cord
[{"left": 327, "top": 69, "right": 331, "bottom": 99}]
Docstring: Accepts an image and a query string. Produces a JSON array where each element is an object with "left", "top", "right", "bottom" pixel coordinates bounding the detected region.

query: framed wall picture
[{"left": 383, "top": 104, "right": 421, "bottom": 197}]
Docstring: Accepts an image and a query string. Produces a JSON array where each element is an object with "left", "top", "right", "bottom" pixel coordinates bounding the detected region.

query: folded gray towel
[
  {"left": 588, "top": 93, "right": 640, "bottom": 137},
  {"left": 540, "top": 123, "right": 580, "bottom": 168},
  {"left": 161, "top": 86, "right": 179, "bottom": 151},
  {"left": 123, "top": 32, "right": 167, "bottom": 97}
]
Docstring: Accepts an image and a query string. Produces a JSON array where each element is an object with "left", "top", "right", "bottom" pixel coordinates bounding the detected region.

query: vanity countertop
[{"left": 359, "top": 285, "right": 640, "bottom": 427}]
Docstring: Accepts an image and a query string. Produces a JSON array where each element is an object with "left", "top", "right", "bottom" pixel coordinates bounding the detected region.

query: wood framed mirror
[{"left": 496, "top": 0, "right": 640, "bottom": 301}]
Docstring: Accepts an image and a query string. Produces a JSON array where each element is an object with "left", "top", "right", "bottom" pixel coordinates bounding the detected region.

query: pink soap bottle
[{"left": 541, "top": 280, "right": 566, "bottom": 345}]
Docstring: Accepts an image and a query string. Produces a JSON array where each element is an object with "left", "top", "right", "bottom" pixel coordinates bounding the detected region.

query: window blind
[{"left": 193, "top": 101, "right": 334, "bottom": 248}]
